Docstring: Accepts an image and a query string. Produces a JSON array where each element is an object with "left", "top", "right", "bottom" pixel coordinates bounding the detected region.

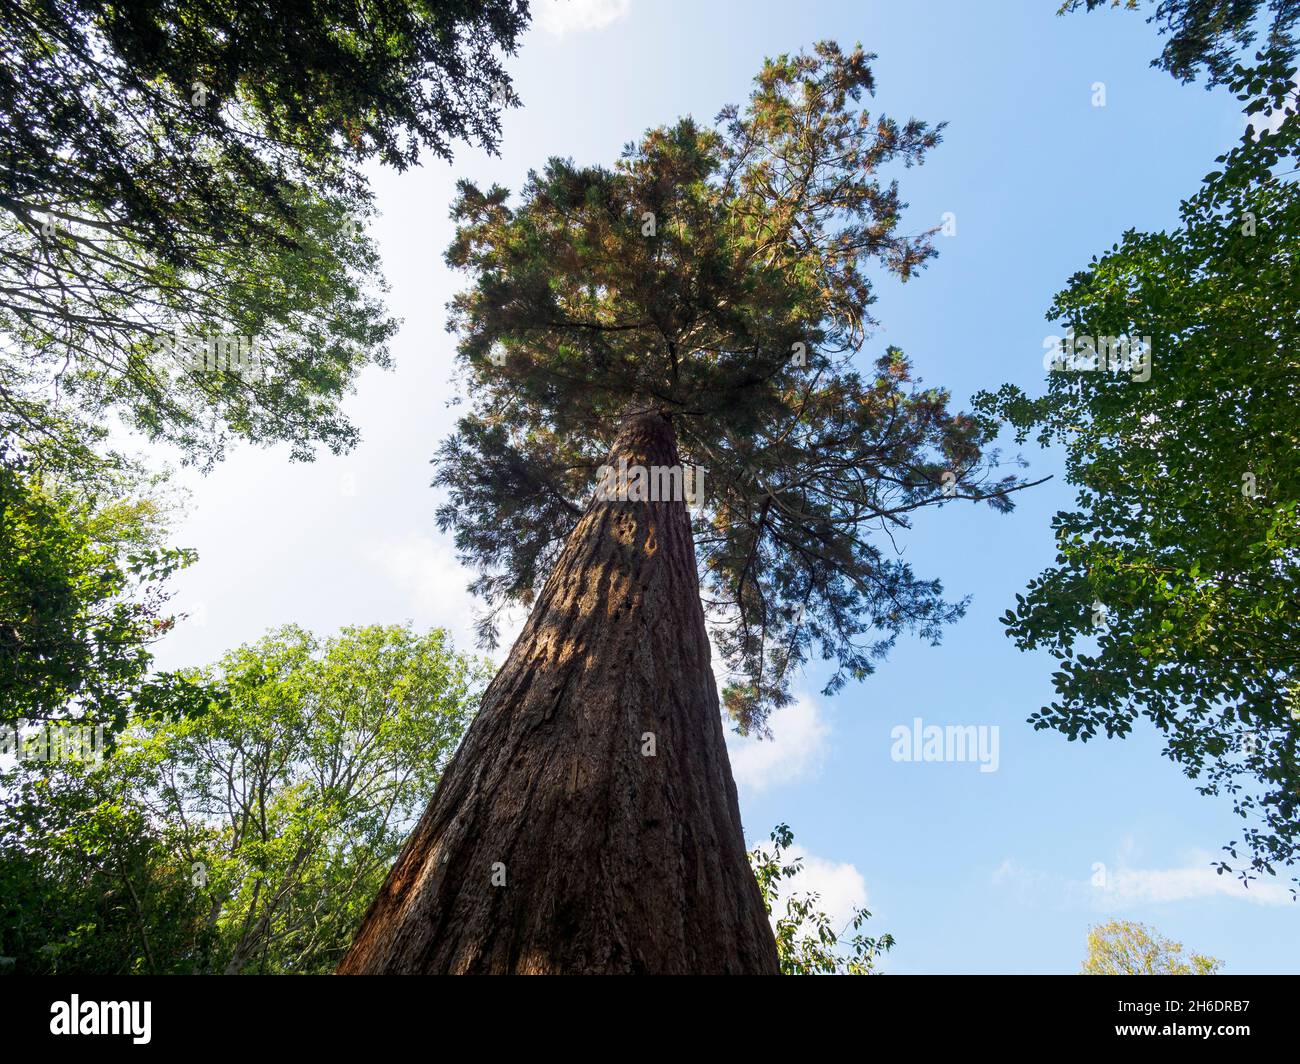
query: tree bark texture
[{"left": 338, "top": 411, "right": 779, "bottom": 974}]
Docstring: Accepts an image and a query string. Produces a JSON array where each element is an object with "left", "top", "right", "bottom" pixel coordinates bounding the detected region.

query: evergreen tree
[{"left": 341, "top": 42, "right": 1028, "bottom": 974}]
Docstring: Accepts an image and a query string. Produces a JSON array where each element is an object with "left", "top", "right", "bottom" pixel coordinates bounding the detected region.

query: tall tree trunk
[{"left": 338, "top": 411, "right": 779, "bottom": 974}]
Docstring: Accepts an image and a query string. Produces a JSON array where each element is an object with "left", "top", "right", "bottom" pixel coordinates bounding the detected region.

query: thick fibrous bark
[{"left": 338, "top": 411, "right": 779, "bottom": 974}]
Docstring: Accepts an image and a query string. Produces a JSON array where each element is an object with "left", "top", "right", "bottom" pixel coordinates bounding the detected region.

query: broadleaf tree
[
  {"left": 750, "top": 824, "right": 894, "bottom": 975},
  {"left": 0, "top": 0, "right": 529, "bottom": 467},
  {"left": 0, "top": 623, "right": 485, "bottom": 974},
  {"left": 1081, "top": 920, "right": 1222, "bottom": 974},
  {"left": 0, "top": 434, "right": 209, "bottom": 731},
  {"left": 0, "top": 0, "right": 529, "bottom": 775},
  {"left": 341, "top": 42, "right": 1030, "bottom": 975}
]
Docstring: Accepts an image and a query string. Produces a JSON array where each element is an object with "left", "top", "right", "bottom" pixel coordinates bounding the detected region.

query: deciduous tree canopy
[
  {"left": 0, "top": 435, "right": 206, "bottom": 729},
  {"left": 0, "top": 0, "right": 527, "bottom": 466},
  {"left": 1081, "top": 919, "right": 1222, "bottom": 974},
  {"left": 0, "top": 623, "right": 485, "bottom": 974}
]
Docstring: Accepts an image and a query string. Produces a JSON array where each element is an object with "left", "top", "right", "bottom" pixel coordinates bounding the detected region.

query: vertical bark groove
[{"left": 338, "top": 411, "right": 779, "bottom": 974}]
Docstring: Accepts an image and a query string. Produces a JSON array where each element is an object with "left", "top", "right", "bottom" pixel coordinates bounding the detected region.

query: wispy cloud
[
  {"left": 992, "top": 858, "right": 1057, "bottom": 906},
  {"left": 993, "top": 851, "right": 1294, "bottom": 908},
  {"left": 535, "top": 0, "right": 631, "bottom": 37},
  {"left": 1089, "top": 853, "right": 1293, "bottom": 908}
]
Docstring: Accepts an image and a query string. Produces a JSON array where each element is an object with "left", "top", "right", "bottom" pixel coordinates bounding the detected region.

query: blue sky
[{"left": 147, "top": 0, "right": 1300, "bottom": 972}]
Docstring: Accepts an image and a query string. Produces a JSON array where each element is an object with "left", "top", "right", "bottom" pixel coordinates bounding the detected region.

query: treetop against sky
[
  {"left": 434, "top": 41, "right": 1039, "bottom": 734},
  {"left": 4, "top": 0, "right": 1299, "bottom": 974}
]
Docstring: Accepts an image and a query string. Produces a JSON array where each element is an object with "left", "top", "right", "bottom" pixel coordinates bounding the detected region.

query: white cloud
[
  {"left": 992, "top": 851, "right": 1294, "bottom": 908},
  {"left": 535, "top": 0, "right": 631, "bottom": 37},
  {"left": 727, "top": 692, "right": 830, "bottom": 794},
  {"left": 775, "top": 845, "right": 871, "bottom": 932},
  {"left": 363, "top": 533, "right": 524, "bottom": 657},
  {"left": 1090, "top": 852, "right": 1293, "bottom": 908}
]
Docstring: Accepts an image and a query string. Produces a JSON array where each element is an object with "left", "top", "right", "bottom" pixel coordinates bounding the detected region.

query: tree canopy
[
  {"left": 1062, "top": 0, "right": 1300, "bottom": 85},
  {"left": 750, "top": 823, "right": 893, "bottom": 975},
  {"left": 1081, "top": 919, "right": 1222, "bottom": 974},
  {"left": 0, "top": 434, "right": 209, "bottom": 729},
  {"left": 0, "top": 0, "right": 528, "bottom": 466},
  {"left": 435, "top": 41, "right": 1030, "bottom": 732},
  {"left": 0, "top": 623, "right": 486, "bottom": 974}
]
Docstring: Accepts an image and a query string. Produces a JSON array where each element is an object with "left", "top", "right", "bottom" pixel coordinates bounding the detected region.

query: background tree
[
  {"left": 1061, "top": 0, "right": 1300, "bottom": 85},
  {"left": 0, "top": 623, "right": 485, "bottom": 974},
  {"left": 0, "top": 0, "right": 527, "bottom": 837},
  {"left": 0, "top": 433, "right": 208, "bottom": 729},
  {"left": 750, "top": 823, "right": 893, "bottom": 975},
  {"left": 0, "top": 750, "right": 217, "bottom": 974},
  {"left": 0, "top": 0, "right": 528, "bottom": 466},
  {"left": 977, "top": 52, "right": 1299, "bottom": 890},
  {"left": 341, "top": 42, "right": 1028, "bottom": 975},
  {"left": 1081, "top": 919, "right": 1223, "bottom": 974}
]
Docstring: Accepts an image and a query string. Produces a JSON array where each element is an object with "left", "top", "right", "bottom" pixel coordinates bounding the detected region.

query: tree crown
[{"left": 436, "top": 42, "right": 1029, "bottom": 732}]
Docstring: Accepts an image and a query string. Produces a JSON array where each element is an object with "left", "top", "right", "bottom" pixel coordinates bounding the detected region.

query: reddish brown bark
[{"left": 338, "top": 411, "right": 778, "bottom": 974}]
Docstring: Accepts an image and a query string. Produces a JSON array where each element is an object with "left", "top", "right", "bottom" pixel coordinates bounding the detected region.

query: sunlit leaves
[
  {"left": 0, "top": 623, "right": 488, "bottom": 973},
  {"left": 749, "top": 823, "right": 893, "bottom": 975},
  {"left": 0, "top": 439, "right": 201, "bottom": 731},
  {"left": 1081, "top": 919, "right": 1222, "bottom": 975},
  {"left": 0, "top": 1, "right": 526, "bottom": 465}
]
